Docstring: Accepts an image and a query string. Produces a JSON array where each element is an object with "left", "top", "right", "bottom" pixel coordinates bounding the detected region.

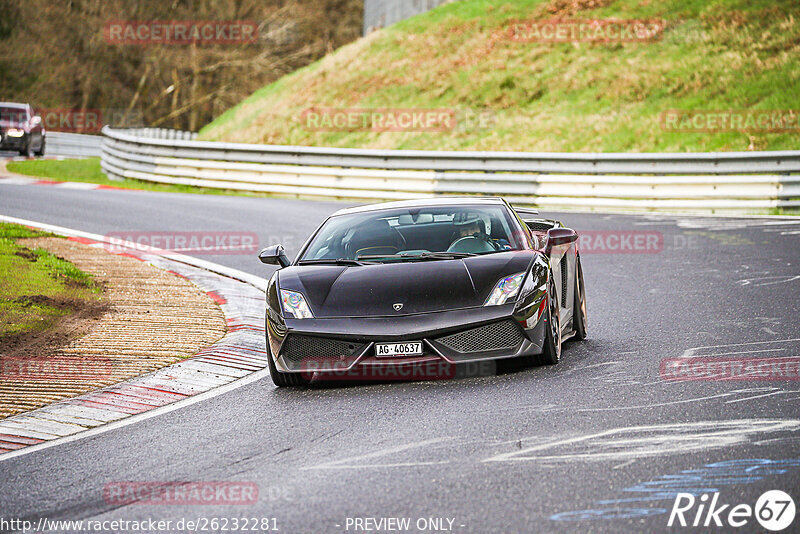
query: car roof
[
  {"left": 331, "top": 197, "right": 508, "bottom": 217},
  {"left": 0, "top": 103, "right": 29, "bottom": 109}
]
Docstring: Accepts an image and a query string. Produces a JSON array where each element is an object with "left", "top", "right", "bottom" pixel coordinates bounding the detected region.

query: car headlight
[
  {"left": 6, "top": 128, "right": 25, "bottom": 137},
  {"left": 280, "top": 289, "right": 314, "bottom": 319},
  {"left": 484, "top": 272, "right": 526, "bottom": 306}
]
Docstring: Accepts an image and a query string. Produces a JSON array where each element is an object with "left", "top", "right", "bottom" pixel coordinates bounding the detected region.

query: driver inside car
[
  {"left": 455, "top": 218, "right": 483, "bottom": 240},
  {"left": 450, "top": 216, "right": 511, "bottom": 252}
]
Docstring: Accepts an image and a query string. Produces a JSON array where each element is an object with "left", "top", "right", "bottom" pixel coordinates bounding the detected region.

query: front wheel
[
  {"left": 267, "top": 341, "right": 309, "bottom": 387},
  {"left": 573, "top": 255, "right": 587, "bottom": 340},
  {"left": 35, "top": 138, "right": 45, "bottom": 156},
  {"left": 536, "top": 276, "right": 562, "bottom": 365},
  {"left": 20, "top": 140, "right": 33, "bottom": 158}
]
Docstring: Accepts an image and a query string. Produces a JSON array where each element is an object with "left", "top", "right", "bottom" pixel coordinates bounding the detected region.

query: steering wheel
[{"left": 447, "top": 236, "right": 498, "bottom": 254}]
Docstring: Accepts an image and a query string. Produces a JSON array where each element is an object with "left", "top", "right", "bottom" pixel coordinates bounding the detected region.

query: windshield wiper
[
  {"left": 297, "top": 258, "right": 376, "bottom": 266},
  {"left": 416, "top": 252, "right": 476, "bottom": 260},
  {"left": 357, "top": 252, "right": 476, "bottom": 262}
]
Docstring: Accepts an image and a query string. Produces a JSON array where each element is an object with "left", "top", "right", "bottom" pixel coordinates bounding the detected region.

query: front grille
[
  {"left": 281, "top": 335, "right": 366, "bottom": 364},
  {"left": 435, "top": 320, "right": 524, "bottom": 354}
]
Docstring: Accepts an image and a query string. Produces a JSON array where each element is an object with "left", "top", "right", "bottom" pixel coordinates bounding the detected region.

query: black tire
[
  {"left": 267, "top": 341, "right": 309, "bottom": 387},
  {"left": 19, "top": 141, "right": 33, "bottom": 158},
  {"left": 34, "top": 138, "right": 45, "bottom": 156},
  {"left": 536, "top": 276, "right": 562, "bottom": 365},
  {"left": 573, "top": 255, "right": 587, "bottom": 341}
]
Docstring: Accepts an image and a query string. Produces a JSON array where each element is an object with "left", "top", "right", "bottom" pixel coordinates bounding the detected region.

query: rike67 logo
[{"left": 669, "top": 490, "right": 795, "bottom": 531}]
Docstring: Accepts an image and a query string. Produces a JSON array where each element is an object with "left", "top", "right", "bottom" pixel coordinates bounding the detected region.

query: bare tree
[{"left": 0, "top": 0, "right": 363, "bottom": 131}]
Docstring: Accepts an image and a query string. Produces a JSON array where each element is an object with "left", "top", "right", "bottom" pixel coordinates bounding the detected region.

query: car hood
[{"left": 278, "top": 251, "right": 538, "bottom": 318}]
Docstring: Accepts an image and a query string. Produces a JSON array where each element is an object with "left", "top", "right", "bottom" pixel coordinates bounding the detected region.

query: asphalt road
[{"left": 2, "top": 181, "right": 800, "bottom": 533}]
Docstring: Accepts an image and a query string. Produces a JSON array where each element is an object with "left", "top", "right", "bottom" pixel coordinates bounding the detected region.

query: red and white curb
[
  {"left": 0, "top": 215, "right": 269, "bottom": 460},
  {"left": 0, "top": 175, "right": 129, "bottom": 190}
]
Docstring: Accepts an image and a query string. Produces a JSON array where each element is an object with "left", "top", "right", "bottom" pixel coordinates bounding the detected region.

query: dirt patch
[
  {"left": 13, "top": 249, "right": 37, "bottom": 262},
  {"left": 0, "top": 296, "right": 109, "bottom": 359},
  {"left": 0, "top": 237, "right": 227, "bottom": 419}
]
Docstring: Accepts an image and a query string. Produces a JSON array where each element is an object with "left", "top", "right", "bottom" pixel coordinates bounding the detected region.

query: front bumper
[
  {"left": 267, "top": 304, "right": 548, "bottom": 375},
  {"left": 0, "top": 132, "right": 27, "bottom": 150}
]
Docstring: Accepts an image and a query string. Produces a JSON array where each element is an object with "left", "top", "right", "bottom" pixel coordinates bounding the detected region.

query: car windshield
[
  {"left": 299, "top": 204, "right": 526, "bottom": 263},
  {"left": 0, "top": 107, "right": 28, "bottom": 123}
]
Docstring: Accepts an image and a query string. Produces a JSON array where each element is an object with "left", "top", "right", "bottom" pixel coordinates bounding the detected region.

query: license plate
[{"left": 375, "top": 342, "right": 423, "bottom": 358}]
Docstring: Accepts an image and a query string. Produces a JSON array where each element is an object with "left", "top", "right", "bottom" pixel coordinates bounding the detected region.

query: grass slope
[
  {"left": 199, "top": 0, "right": 800, "bottom": 152},
  {"left": 0, "top": 223, "right": 102, "bottom": 338}
]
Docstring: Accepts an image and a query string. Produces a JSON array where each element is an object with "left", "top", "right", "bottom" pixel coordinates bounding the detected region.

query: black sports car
[{"left": 259, "top": 197, "right": 587, "bottom": 386}]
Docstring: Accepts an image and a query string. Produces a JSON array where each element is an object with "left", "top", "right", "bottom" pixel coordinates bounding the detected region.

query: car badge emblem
[{"left": 393, "top": 303, "right": 404, "bottom": 311}]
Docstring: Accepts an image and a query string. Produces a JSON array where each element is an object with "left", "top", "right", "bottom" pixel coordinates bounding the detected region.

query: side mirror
[
  {"left": 546, "top": 228, "right": 578, "bottom": 252},
  {"left": 30, "top": 115, "right": 42, "bottom": 126},
  {"left": 258, "top": 245, "right": 290, "bottom": 268}
]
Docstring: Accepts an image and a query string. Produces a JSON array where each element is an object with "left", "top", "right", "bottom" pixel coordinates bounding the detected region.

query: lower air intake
[
  {"left": 281, "top": 335, "right": 366, "bottom": 364},
  {"left": 435, "top": 320, "right": 524, "bottom": 354}
]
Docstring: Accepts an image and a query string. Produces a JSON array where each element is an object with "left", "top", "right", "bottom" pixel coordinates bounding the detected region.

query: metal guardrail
[
  {"left": 363, "top": 0, "right": 452, "bottom": 35},
  {"left": 122, "top": 128, "right": 197, "bottom": 141},
  {"left": 46, "top": 132, "right": 103, "bottom": 158},
  {"left": 44, "top": 129, "right": 193, "bottom": 159},
  {"left": 100, "top": 126, "right": 800, "bottom": 212}
]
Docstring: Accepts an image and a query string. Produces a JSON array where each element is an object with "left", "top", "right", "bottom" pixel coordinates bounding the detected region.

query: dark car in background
[{"left": 0, "top": 102, "right": 45, "bottom": 157}]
